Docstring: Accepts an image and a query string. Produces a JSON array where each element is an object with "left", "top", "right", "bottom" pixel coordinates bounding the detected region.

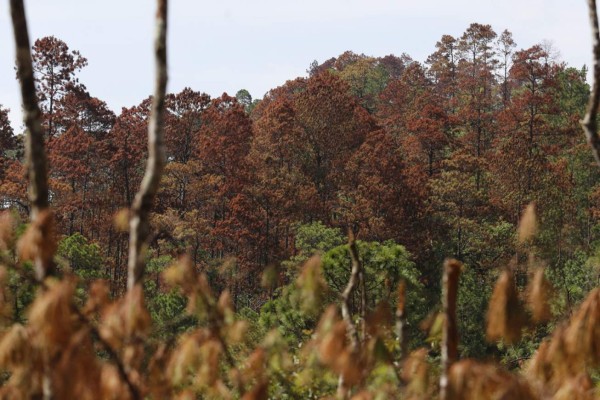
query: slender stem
[{"left": 127, "top": 0, "right": 168, "bottom": 289}]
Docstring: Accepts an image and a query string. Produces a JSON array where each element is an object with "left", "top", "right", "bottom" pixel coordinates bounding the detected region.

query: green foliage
[
  {"left": 457, "top": 264, "right": 492, "bottom": 357},
  {"left": 283, "top": 221, "right": 344, "bottom": 278},
  {"left": 546, "top": 249, "right": 598, "bottom": 314},
  {"left": 263, "top": 231, "right": 426, "bottom": 350},
  {"left": 57, "top": 233, "right": 104, "bottom": 279},
  {"left": 336, "top": 57, "right": 389, "bottom": 111},
  {"left": 235, "top": 88, "right": 258, "bottom": 113},
  {"left": 145, "top": 256, "right": 194, "bottom": 337},
  {"left": 292, "top": 221, "right": 344, "bottom": 259},
  {"left": 322, "top": 240, "right": 426, "bottom": 345},
  {"left": 259, "top": 285, "right": 316, "bottom": 345},
  {"left": 237, "top": 306, "right": 265, "bottom": 345},
  {"left": 322, "top": 240, "right": 419, "bottom": 303}
]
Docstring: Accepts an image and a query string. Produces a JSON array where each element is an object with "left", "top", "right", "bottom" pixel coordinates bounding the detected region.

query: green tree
[{"left": 57, "top": 233, "right": 104, "bottom": 279}]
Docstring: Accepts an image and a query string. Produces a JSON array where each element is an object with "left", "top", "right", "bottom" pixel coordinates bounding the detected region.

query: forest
[{"left": 2, "top": 0, "right": 600, "bottom": 398}]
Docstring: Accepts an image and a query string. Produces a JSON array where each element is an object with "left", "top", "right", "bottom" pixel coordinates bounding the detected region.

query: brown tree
[{"left": 31, "top": 36, "right": 88, "bottom": 139}]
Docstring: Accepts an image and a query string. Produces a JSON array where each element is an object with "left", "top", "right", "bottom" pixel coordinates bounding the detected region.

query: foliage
[
  {"left": 3, "top": 15, "right": 600, "bottom": 399},
  {"left": 57, "top": 233, "right": 104, "bottom": 279}
]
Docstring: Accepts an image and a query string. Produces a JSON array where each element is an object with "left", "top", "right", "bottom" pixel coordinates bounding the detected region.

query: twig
[
  {"left": 9, "top": 0, "right": 51, "bottom": 282},
  {"left": 128, "top": 0, "right": 168, "bottom": 290},
  {"left": 582, "top": 0, "right": 600, "bottom": 167},
  {"left": 440, "top": 259, "right": 462, "bottom": 400}
]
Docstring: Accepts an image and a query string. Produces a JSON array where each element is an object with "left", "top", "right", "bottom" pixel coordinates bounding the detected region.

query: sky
[{"left": 0, "top": 0, "right": 593, "bottom": 131}]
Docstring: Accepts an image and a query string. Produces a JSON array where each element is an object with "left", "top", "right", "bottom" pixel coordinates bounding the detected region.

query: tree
[
  {"left": 0, "top": 106, "right": 25, "bottom": 212},
  {"left": 337, "top": 56, "right": 389, "bottom": 112},
  {"left": 496, "top": 29, "right": 517, "bottom": 106},
  {"left": 246, "top": 96, "right": 318, "bottom": 266},
  {"left": 192, "top": 93, "right": 254, "bottom": 270},
  {"left": 455, "top": 23, "right": 498, "bottom": 190},
  {"left": 0, "top": 106, "right": 16, "bottom": 182},
  {"left": 339, "top": 129, "right": 427, "bottom": 252},
  {"left": 53, "top": 91, "right": 115, "bottom": 139},
  {"left": 322, "top": 240, "right": 423, "bottom": 322},
  {"left": 379, "top": 62, "right": 450, "bottom": 177},
  {"left": 57, "top": 233, "right": 104, "bottom": 279},
  {"left": 0, "top": 106, "right": 15, "bottom": 155},
  {"left": 293, "top": 71, "right": 374, "bottom": 220},
  {"left": 31, "top": 36, "right": 88, "bottom": 139},
  {"left": 426, "top": 34, "right": 458, "bottom": 103},
  {"left": 235, "top": 89, "right": 258, "bottom": 113},
  {"left": 164, "top": 88, "right": 211, "bottom": 164},
  {"left": 490, "top": 45, "right": 559, "bottom": 223}
]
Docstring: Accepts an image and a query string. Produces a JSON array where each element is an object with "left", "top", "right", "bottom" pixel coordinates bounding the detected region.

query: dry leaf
[
  {"left": 518, "top": 203, "right": 537, "bottom": 243},
  {"left": 526, "top": 268, "right": 552, "bottom": 323},
  {"left": 486, "top": 270, "right": 526, "bottom": 344}
]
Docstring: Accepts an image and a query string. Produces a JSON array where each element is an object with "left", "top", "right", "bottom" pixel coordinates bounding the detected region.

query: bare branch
[
  {"left": 127, "top": 0, "right": 168, "bottom": 290},
  {"left": 440, "top": 259, "right": 462, "bottom": 400},
  {"left": 337, "top": 235, "right": 363, "bottom": 399},
  {"left": 582, "top": 0, "right": 600, "bottom": 166},
  {"left": 10, "top": 0, "right": 53, "bottom": 281}
]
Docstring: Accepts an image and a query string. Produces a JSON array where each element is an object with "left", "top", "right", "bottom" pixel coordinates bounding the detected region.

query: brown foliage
[
  {"left": 447, "top": 360, "right": 537, "bottom": 400},
  {"left": 486, "top": 269, "right": 526, "bottom": 344},
  {"left": 16, "top": 210, "right": 57, "bottom": 275},
  {"left": 526, "top": 267, "right": 553, "bottom": 323}
]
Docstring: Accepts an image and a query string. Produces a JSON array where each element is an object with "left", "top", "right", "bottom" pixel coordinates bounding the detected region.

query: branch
[
  {"left": 440, "top": 259, "right": 462, "bottom": 400},
  {"left": 582, "top": 0, "right": 600, "bottom": 167},
  {"left": 10, "top": 0, "right": 52, "bottom": 281},
  {"left": 337, "top": 236, "right": 363, "bottom": 399},
  {"left": 128, "top": 0, "right": 168, "bottom": 290}
]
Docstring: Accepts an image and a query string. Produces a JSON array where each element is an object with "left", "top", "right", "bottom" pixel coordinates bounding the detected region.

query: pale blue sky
[{"left": 0, "top": 1, "right": 592, "bottom": 131}]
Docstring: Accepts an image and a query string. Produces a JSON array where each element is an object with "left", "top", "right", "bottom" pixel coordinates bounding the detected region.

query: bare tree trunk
[
  {"left": 10, "top": 0, "right": 53, "bottom": 283},
  {"left": 127, "top": 0, "right": 168, "bottom": 290},
  {"left": 10, "top": 2, "right": 54, "bottom": 398},
  {"left": 440, "top": 259, "right": 462, "bottom": 400},
  {"left": 582, "top": 0, "right": 600, "bottom": 167}
]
